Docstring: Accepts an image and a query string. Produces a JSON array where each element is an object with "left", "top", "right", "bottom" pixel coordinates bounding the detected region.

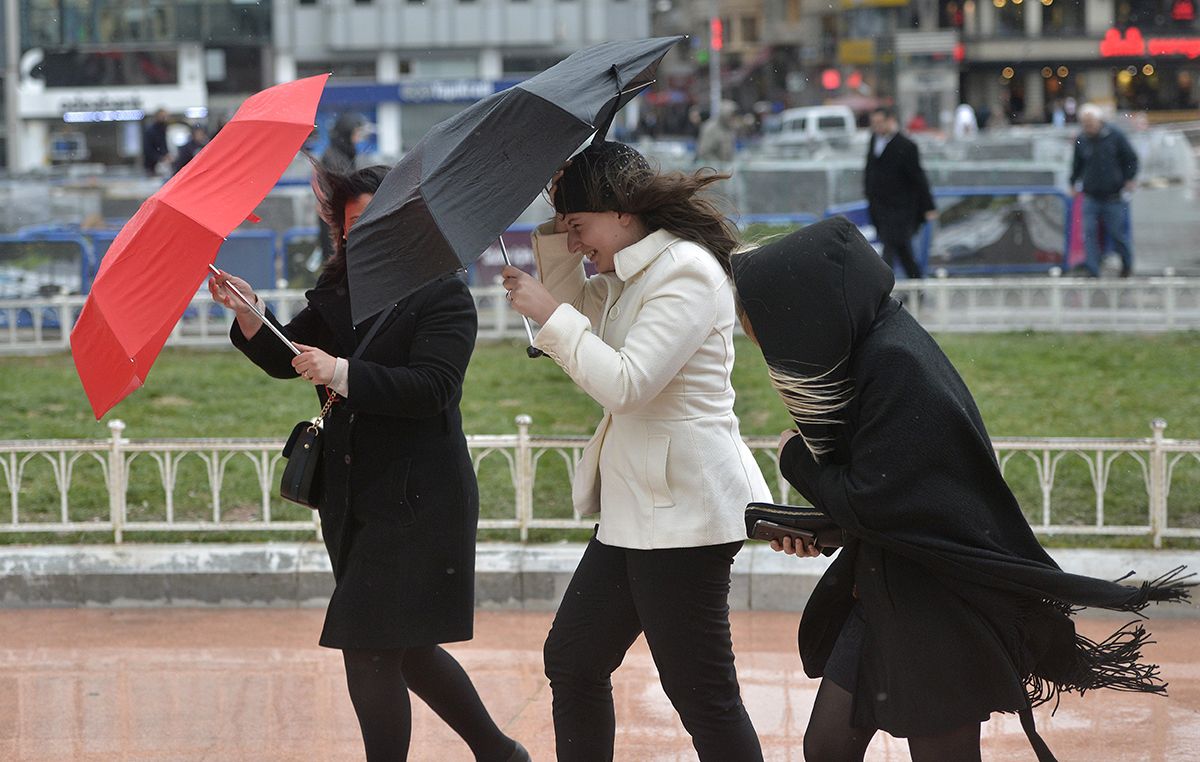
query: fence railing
[
  {"left": 5, "top": 273, "right": 1199, "bottom": 356},
  {"left": 1, "top": 418, "right": 1196, "bottom": 547}
]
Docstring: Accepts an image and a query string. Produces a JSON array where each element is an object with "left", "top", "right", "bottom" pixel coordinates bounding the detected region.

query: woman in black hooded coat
[{"left": 730, "top": 216, "right": 1190, "bottom": 762}]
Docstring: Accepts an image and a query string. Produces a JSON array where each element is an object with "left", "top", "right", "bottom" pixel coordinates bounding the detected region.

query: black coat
[
  {"left": 1070, "top": 125, "right": 1139, "bottom": 200},
  {"left": 732, "top": 218, "right": 1189, "bottom": 758},
  {"left": 232, "top": 273, "right": 480, "bottom": 650},
  {"left": 863, "top": 132, "right": 935, "bottom": 240}
]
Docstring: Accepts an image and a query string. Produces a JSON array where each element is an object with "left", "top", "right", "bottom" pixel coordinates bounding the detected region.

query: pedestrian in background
[
  {"left": 696, "top": 100, "right": 737, "bottom": 164},
  {"left": 502, "top": 141, "right": 771, "bottom": 761},
  {"left": 142, "top": 109, "right": 170, "bottom": 177},
  {"left": 317, "top": 113, "right": 369, "bottom": 262},
  {"left": 864, "top": 106, "right": 937, "bottom": 280},
  {"left": 1070, "top": 103, "right": 1139, "bottom": 278},
  {"left": 171, "top": 124, "right": 208, "bottom": 175}
]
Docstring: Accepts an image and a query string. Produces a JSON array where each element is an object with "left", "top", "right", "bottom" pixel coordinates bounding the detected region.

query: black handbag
[
  {"left": 278, "top": 306, "right": 393, "bottom": 509},
  {"left": 744, "top": 501, "right": 846, "bottom": 551},
  {"left": 279, "top": 393, "right": 336, "bottom": 508}
]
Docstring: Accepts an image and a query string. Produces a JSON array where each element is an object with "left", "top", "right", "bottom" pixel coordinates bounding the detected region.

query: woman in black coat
[
  {"left": 209, "top": 165, "right": 528, "bottom": 762},
  {"left": 731, "top": 217, "right": 1190, "bottom": 762}
]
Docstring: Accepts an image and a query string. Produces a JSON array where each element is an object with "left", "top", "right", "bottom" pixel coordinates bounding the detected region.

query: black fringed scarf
[{"left": 732, "top": 217, "right": 1193, "bottom": 761}]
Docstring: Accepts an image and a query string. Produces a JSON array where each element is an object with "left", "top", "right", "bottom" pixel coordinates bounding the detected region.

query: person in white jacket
[{"left": 502, "top": 141, "right": 771, "bottom": 761}]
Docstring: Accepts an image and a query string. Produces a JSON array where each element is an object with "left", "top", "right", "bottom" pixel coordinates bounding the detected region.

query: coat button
[
  {"left": 609, "top": 305, "right": 620, "bottom": 319},
  {"left": 344, "top": 455, "right": 352, "bottom": 465}
]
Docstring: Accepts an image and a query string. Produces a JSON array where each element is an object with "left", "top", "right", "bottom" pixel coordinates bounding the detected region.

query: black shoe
[{"left": 1120, "top": 268, "right": 1133, "bottom": 278}]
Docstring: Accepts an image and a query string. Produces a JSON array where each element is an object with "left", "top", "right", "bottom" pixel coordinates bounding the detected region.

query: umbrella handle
[
  {"left": 497, "top": 239, "right": 546, "bottom": 359},
  {"left": 207, "top": 264, "right": 302, "bottom": 356}
]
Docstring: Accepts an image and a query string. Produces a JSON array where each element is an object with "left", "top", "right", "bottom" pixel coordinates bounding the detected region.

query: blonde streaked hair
[{"left": 766, "top": 360, "right": 854, "bottom": 458}]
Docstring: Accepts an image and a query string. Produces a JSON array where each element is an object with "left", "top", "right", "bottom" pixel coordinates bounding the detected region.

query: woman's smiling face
[{"left": 563, "top": 211, "right": 641, "bottom": 274}]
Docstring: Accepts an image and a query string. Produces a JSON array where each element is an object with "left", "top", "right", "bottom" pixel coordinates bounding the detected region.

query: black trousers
[
  {"left": 543, "top": 536, "right": 763, "bottom": 762},
  {"left": 880, "top": 228, "right": 924, "bottom": 280}
]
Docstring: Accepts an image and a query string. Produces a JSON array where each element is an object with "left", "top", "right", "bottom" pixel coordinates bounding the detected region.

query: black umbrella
[{"left": 345, "top": 36, "right": 684, "bottom": 349}]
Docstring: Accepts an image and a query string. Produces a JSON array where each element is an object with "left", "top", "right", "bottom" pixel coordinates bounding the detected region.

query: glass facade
[{"left": 21, "top": 1, "right": 272, "bottom": 48}]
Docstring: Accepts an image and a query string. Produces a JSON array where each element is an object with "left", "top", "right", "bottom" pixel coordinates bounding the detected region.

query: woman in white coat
[{"left": 502, "top": 141, "right": 771, "bottom": 761}]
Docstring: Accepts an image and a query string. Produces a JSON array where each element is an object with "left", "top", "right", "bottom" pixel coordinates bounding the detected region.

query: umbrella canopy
[
  {"left": 70, "top": 74, "right": 328, "bottom": 419},
  {"left": 346, "top": 36, "right": 683, "bottom": 324}
]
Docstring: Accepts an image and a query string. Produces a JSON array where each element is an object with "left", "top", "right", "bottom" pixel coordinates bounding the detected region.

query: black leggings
[
  {"left": 804, "top": 678, "right": 982, "bottom": 762},
  {"left": 342, "top": 645, "right": 515, "bottom": 762}
]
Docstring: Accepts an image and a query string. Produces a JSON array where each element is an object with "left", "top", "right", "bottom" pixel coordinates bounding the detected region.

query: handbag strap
[{"left": 315, "top": 304, "right": 396, "bottom": 422}]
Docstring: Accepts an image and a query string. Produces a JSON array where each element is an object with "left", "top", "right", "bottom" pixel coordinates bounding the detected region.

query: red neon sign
[
  {"left": 1100, "top": 28, "right": 1146, "bottom": 57},
  {"left": 1148, "top": 38, "right": 1200, "bottom": 58},
  {"left": 1100, "top": 26, "right": 1200, "bottom": 58}
]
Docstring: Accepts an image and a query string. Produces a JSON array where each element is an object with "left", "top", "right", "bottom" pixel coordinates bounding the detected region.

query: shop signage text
[{"left": 1100, "top": 27, "right": 1200, "bottom": 59}]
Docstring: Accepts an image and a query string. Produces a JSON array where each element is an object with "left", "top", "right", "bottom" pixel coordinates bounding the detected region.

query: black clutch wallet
[{"left": 744, "top": 501, "right": 846, "bottom": 549}]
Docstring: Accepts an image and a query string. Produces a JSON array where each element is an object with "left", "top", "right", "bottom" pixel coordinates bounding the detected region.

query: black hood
[{"left": 732, "top": 217, "right": 896, "bottom": 443}]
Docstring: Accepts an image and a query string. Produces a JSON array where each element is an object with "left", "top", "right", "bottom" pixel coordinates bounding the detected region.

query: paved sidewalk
[{"left": 0, "top": 610, "right": 1197, "bottom": 761}]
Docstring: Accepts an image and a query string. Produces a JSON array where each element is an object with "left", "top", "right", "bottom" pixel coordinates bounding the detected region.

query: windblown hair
[
  {"left": 309, "top": 156, "right": 389, "bottom": 282},
  {"left": 765, "top": 360, "right": 855, "bottom": 458},
  {"left": 585, "top": 160, "right": 741, "bottom": 276}
]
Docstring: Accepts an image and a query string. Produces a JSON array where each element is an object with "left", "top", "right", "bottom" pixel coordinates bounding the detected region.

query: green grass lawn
[{"left": 2, "top": 332, "right": 1198, "bottom": 546}]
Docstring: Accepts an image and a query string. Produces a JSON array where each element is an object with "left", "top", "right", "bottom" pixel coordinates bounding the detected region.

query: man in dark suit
[{"left": 864, "top": 106, "right": 937, "bottom": 279}]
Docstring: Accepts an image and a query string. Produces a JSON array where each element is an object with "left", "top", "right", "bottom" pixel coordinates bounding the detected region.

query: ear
[{"left": 615, "top": 212, "right": 633, "bottom": 228}]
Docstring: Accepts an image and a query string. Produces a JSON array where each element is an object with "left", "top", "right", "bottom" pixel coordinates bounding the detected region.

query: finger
[{"left": 769, "top": 539, "right": 782, "bottom": 552}]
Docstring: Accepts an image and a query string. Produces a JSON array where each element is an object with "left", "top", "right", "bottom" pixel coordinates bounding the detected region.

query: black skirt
[{"left": 823, "top": 603, "right": 866, "bottom": 694}]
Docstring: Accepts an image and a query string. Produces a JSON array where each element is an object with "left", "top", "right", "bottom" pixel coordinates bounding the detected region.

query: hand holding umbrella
[{"left": 501, "top": 266, "right": 561, "bottom": 326}]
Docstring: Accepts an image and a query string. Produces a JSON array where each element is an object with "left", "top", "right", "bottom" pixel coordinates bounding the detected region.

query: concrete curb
[{"left": 1, "top": 543, "right": 1197, "bottom": 615}]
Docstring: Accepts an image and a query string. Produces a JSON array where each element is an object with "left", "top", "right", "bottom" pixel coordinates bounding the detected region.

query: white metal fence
[
  {"left": 2, "top": 417, "right": 1197, "bottom": 547},
  {"left": 3, "top": 275, "right": 1200, "bottom": 356}
]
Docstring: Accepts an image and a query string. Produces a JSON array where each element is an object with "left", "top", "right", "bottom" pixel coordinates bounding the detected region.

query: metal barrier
[
  {"left": 825, "top": 186, "right": 1074, "bottom": 277},
  {"left": 1, "top": 418, "right": 1195, "bottom": 547},
  {"left": 3, "top": 276, "right": 1200, "bottom": 356}
]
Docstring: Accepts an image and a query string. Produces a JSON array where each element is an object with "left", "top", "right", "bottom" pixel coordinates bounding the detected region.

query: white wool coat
[{"left": 532, "top": 223, "right": 770, "bottom": 549}]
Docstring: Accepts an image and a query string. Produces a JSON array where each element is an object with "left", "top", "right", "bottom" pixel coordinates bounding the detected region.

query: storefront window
[
  {"left": 21, "top": 1, "right": 272, "bottom": 48},
  {"left": 1042, "top": 0, "right": 1085, "bottom": 35},
  {"left": 939, "top": 0, "right": 966, "bottom": 28},
  {"left": 1116, "top": 0, "right": 1199, "bottom": 32},
  {"left": 1115, "top": 64, "right": 1200, "bottom": 109},
  {"left": 39, "top": 49, "right": 178, "bottom": 87},
  {"left": 993, "top": 0, "right": 1024, "bottom": 37}
]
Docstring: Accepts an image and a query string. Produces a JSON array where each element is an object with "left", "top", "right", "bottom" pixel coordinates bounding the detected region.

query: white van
[{"left": 762, "top": 105, "right": 857, "bottom": 150}]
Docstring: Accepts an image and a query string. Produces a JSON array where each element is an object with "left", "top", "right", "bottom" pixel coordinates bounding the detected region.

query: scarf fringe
[
  {"left": 1025, "top": 620, "right": 1168, "bottom": 712},
  {"left": 1118, "top": 565, "right": 1196, "bottom": 612}
]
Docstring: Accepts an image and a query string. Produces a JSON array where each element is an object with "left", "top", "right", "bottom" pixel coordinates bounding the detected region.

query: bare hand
[
  {"left": 778, "top": 428, "right": 800, "bottom": 458},
  {"left": 501, "top": 265, "right": 561, "bottom": 325},
  {"left": 769, "top": 535, "right": 822, "bottom": 558},
  {"left": 925, "top": 210, "right": 938, "bottom": 222},
  {"left": 208, "top": 270, "right": 257, "bottom": 314},
  {"left": 545, "top": 161, "right": 572, "bottom": 208},
  {"left": 292, "top": 343, "right": 337, "bottom": 386}
]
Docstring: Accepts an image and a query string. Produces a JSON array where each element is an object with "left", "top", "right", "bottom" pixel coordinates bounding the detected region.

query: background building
[{"left": 961, "top": 0, "right": 1200, "bottom": 124}]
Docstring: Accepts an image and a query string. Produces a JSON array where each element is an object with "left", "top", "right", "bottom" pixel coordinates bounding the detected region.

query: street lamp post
[{"left": 4, "top": 0, "right": 20, "bottom": 173}]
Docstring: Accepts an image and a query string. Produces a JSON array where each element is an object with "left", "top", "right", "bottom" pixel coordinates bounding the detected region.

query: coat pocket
[
  {"left": 645, "top": 434, "right": 674, "bottom": 507},
  {"left": 389, "top": 457, "right": 415, "bottom": 527}
]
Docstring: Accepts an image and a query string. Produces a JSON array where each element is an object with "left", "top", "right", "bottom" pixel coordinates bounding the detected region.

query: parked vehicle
[{"left": 761, "top": 105, "right": 858, "bottom": 152}]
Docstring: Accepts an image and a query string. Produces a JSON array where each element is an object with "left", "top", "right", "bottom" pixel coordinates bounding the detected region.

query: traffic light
[{"left": 710, "top": 17, "right": 724, "bottom": 52}]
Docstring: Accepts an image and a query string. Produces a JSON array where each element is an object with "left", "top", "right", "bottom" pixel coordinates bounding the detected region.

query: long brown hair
[
  {"left": 309, "top": 156, "right": 389, "bottom": 282},
  {"left": 613, "top": 167, "right": 739, "bottom": 275}
]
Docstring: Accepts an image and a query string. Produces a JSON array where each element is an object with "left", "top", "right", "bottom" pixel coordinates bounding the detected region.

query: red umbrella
[{"left": 70, "top": 74, "right": 328, "bottom": 419}]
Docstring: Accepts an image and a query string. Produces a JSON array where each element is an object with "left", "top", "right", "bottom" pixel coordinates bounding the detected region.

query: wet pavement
[{"left": 1, "top": 609, "right": 1197, "bottom": 761}]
